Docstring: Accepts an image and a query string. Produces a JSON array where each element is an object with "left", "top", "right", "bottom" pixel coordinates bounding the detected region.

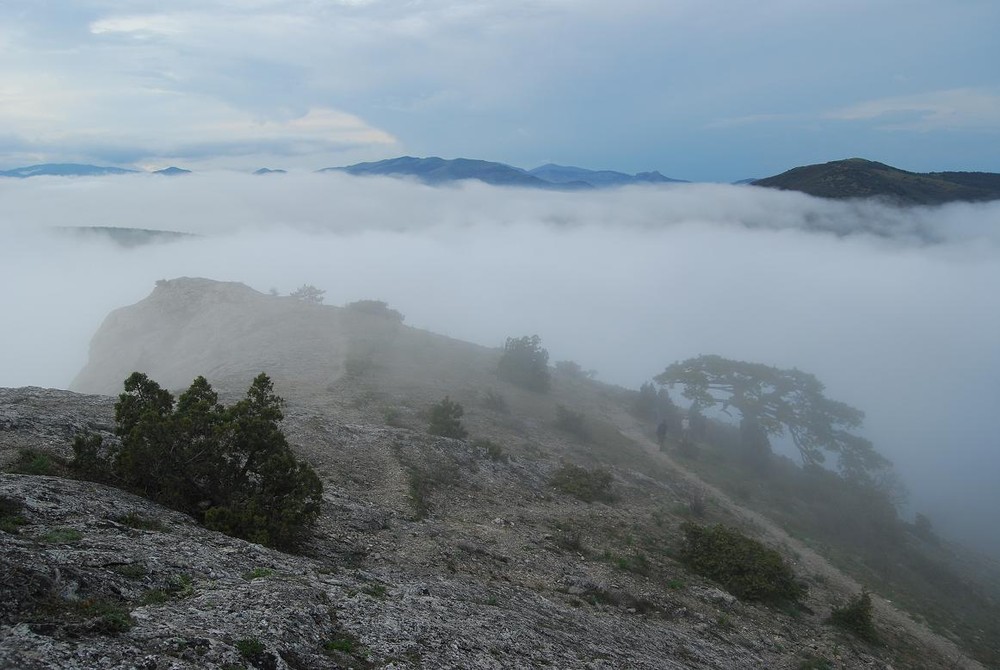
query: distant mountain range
[
  {"left": 322, "top": 156, "right": 686, "bottom": 189},
  {"left": 321, "top": 156, "right": 556, "bottom": 188},
  {"left": 4, "top": 158, "right": 999, "bottom": 204},
  {"left": 0, "top": 163, "right": 190, "bottom": 178},
  {"left": 0, "top": 163, "right": 138, "bottom": 178},
  {"left": 527, "top": 163, "right": 686, "bottom": 187},
  {"left": 752, "top": 158, "right": 1000, "bottom": 205}
]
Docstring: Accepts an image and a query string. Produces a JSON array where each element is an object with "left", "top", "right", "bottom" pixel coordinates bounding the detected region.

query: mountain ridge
[
  {"left": 753, "top": 157, "right": 1000, "bottom": 204},
  {"left": 42, "top": 276, "right": 998, "bottom": 668}
]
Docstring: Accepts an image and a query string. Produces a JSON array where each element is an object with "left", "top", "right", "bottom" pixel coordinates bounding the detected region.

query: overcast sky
[{"left": 2, "top": 0, "right": 999, "bottom": 180}]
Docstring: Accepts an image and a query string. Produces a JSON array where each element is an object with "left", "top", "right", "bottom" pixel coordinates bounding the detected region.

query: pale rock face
[{"left": 71, "top": 278, "right": 357, "bottom": 396}]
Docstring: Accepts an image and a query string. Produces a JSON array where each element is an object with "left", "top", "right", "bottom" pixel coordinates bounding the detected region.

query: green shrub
[
  {"left": 829, "top": 590, "right": 879, "bottom": 643},
  {"left": 481, "top": 389, "right": 509, "bottom": 414},
  {"left": 679, "top": 522, "right": 805, "bottom": 604},
  {"left": 554, "top": 360, "right": 595, "bottom": 379},
  {"left": 404, "top": 459, "right": 460, "bottom": 520},
  {"left": 77, "top": 598, "right": 133, "bottom": 634},
  {"left": 243, "top": 567, "right": 274, "bottom": 581},
  {"left": 114, "top": 512, "right": 166, "bottom": 531},
  {"left": 0, "top": 496, "right": 27, "bottom": 534},
  {"left": 550, "top": 463, "right": 614, "bottom": 503},
  {"left": 345, "top": 299, "right": 404, "bottom": 322},
  {"left": 427, "top": 396, "right": 468, "bottom": 439},
  {"left": 140, "top": 589, "right": 170, "bottom": 606},
  {"left": 113, "top": 563, "right": 147, "bottom": 579},
  {"left": 473, "top": 439, "right": 506, "bottom": 462},
  {"left": 8, "top": 449, "right": 58, "bottom": 475},
  {"left": 41, "top": 528, "right": 82, "bottom": 544},
  {"left": 497, "top": 335, "right": 550, "bottom": 392},
  {"left": 555, "top": 406, "right": 589, "bottom": 440},
  {"left": 236, "top": 637, "right": 266, "bottom": 658},
  {"left": 71, "top": 372, "right": 322, "bottom": 551}
]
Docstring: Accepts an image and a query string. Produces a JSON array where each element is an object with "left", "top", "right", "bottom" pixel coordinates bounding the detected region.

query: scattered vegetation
[
  {"left": 74, "top": 598, "right": 134, "bottom": 634},
  {"left": 383, "top": 407, "right": 405, "bottom": 427},
  {"left": 829, "top": 590, "right": 880, "bottom": 644},
  {"left": 6, "top": 448, "right": 65, "bottom": 476},
  {"left": 405, "top": 461, "right": 459, "bottom": 520},
  {"left": 289, "top": 284, "right": 325, "bottom": 303},
  {"left": 71, "top": 372, "right": 323, "bottom": 551},
  {"left": 554, "top": 360, "right": 595, "bottom": 379},
  {"left": 235, "top": 637, "right": 266, "bottom": 658},
  {"left": 0, "top": 496, "right": 27, "bottom": 534},
  {"left": 427, "top": 396, "right": 468, "bottom": 439},
  {"left": 549, "top": 463, "right": 614, "bottom": 503},
  {"left": 497, "top": 335, "right": 550, "bottom": 392},
  {"left": 41, "top": 528, "right": 83, "bottom": 544},
  {"left": 345, "top": 299, "right": 404, "bottom": 322},
  {"left": 243, "top": 567, "right": 274, "bottom": 581},
  {"left": 113, "top": 563, "right": 147, "bottom": 579},
  {"left": 481, "top": 389, "right": 509, "bottom": 413},
  {"left": 141, "top": 574, "right": 196, "bottom": 606},
  {"left": 322, "top": 630, "right": 369, "bottom": 664},
  {"left": 631, "top": 381, "right": 678, "bottom": 425},
  {"left": 679, "top": 522, "right": 805, "bottom": 604},
  {"left": 113, "top": 512, "right": 166, "bottom": 532},
  {"left": 554, "top": 405, "right": 589, "bottom": 441},
  {"left": 473, "top": 438, "right": 506, "bottom": 462}
]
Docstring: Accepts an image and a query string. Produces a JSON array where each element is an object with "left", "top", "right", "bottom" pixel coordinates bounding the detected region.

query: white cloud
[
  {"left": 2, "top": 174, "right": 999, "bottom": 554},
  {"left": 828, "top": 87, "right": 1000, "bottom": 132}
]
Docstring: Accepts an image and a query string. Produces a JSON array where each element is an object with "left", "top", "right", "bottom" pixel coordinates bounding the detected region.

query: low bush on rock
[
  {"left": 555, "top": 406, "right": 590, "bottom": 441},
  {"left": 427, "top": 396, "right": 468, "bottom": 439},
  {"left": 71, "top": 372, "right": 322, "bottom": 551},
  {"left": 829, "top": 590, "right": 879, "bottom": 643},
  {"left": 549, "top": 463, "right": 614, "bottom": 503},
  {"left": 679, "top": 522, "right": 805, "bottom": 604}
]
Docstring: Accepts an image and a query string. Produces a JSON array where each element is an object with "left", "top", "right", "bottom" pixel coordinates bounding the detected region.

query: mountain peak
[{"left": 753, "top": 158, "right": 1000, "bottom": 204}]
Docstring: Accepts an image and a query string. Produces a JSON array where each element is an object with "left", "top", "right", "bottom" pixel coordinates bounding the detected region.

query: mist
[{"left": 2, "top": 172, "right": 998, "bottom": 555}]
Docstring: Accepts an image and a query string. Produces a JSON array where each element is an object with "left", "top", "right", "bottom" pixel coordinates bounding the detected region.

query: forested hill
[{"left": 752, "top": 158, "right": 1000, "bottom": 204}]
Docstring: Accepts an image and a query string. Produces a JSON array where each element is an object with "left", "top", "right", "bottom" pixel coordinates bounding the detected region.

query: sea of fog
[{"left": 1, "top": 172, "right": 998, "bottom": 554}]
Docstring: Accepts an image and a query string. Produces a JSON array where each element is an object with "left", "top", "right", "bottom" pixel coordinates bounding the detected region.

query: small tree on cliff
[
  {"left": 290, "top": 284, "right": 325, "bottom": 304},
  {"left": 655, "top": 355, "right": 889, "bottom": 483},
  {"left": 73, "top": 372, "right": 322, "bottom": 550}
]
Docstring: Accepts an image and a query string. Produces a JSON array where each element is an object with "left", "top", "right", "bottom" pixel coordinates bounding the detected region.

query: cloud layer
[{"left": 1, "top": 173, "right": 999, "bottom": 553}]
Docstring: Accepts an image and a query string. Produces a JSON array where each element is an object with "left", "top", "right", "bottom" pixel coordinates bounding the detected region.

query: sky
[
  {"left": 1, "top": 173, "right": 999, "bottom": 554},
  {"left": 1, "top": 0, "right": 999, "bottom": 181}
]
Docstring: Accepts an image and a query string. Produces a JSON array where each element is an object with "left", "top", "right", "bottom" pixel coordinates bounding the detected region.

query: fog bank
[{"left": 1, "top": 172, "right": 998, "bottom": 554}]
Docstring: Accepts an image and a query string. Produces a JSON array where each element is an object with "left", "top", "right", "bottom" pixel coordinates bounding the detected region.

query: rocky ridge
[{"left": 2, "top": 278, "right": 988, "bottom": 668}]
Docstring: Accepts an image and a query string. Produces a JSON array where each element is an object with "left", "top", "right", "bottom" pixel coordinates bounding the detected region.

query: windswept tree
[{"left": 655, "top": 355, "right": 889, "bottom": 483}]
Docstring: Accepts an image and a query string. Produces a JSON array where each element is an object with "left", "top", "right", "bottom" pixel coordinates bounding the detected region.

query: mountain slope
[
  {"left": 322, "top": 156, "right": 554, "bottom": 188},
  {"left": 0, "top": 163, "right": 139, "bottom": 178},
  {"left": 753, "top": 158, "right": 1000, "bottom": 204},
  {"left": 6, "top": 277, "right": 993, "bottom": 668},
  {"left": 528, "top": 163, "right": 686, "bottom": 187}
]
